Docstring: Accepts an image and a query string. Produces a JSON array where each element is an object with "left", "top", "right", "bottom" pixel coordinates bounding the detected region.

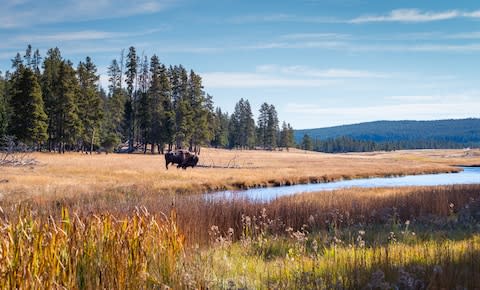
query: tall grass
[
  {"left": 0, "top": 207, "right": 184, "bottom": 289},
  {"left": 2, "top": 184, "right": 480, "bottom": 245},
  {"left": 0, "top": 184, "right": 479, "bottom": 288},
  {"left": 202, "top": 234, "right": 480, "bottom": 289}
]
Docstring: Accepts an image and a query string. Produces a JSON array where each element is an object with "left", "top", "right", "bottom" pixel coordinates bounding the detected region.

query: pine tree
[
  {"left": 77, "top": 56, "right": 103, "bottom": 153},
  {"left": 242, "top": 100, "right": 256, "bottom": 149},
  {"left": 11, "top": 53, "right": 23, "bottom": 70},
  {"left": 148, "top": 55, "right": 161, "bottom": 153},
  {"left": 0, "top": 71, "right": 8, "bottom": 138},
  {"left": 32, "top": 49, "right": 42, "bottom": 76},
  {"left": 266, "top": 104, "right": 279, "bottom": 149},
  {"left": 24, "top": 44, "right": 32, "bottom": 69},
  {"left": 228, "top": 98, "right": 255, "bottom": 149},
  {"left": 301, "top": 134, "right": 313, "bottom": 151},
  {"left": 125, "top": 46, "right": 138, "bottom": 152},
  {"left": 257, "top": 102, "right": 269, "bottom": 148},
  {"left": 57, "top": 60, "right": 82, "bottom": 153},
  {"left": 148, "top": 55, "right": 173, "bottom": 153},
  {"left": 257, "top": 102, "right": 278, "bottom": 150},
  {"left": 159, "top": 64, "right": 175, "bottom": 152},
  {"left": 101, "top": 60, "right": 127, "bottom": 152},
  {"left": 287, "top": 123, "right": 295, "bottom": 149},
  {"left": 137, "top": 55, "right": 152, "bottom": 153},
  {"left": 107, "top": 59, "right": 121, "bottom": 95},
  {"left": 188, "top": 70, "right": 212, "bottom": 153},
  {"left": 280, "top": 121, "right": 288, "bottom": 149},
  {"left": 212, "top": 107, "right": 229, "bottom": 148},
  {"left": 228, "top": 100, "right": 242, "bottom": 148},
  {"left": 171, "top": 66, "right": 192, "bottom": 149},
  {"left": 41, "top": 47, "right": 63, "bottom": 151},
  {"left": 8, "top": 67, "right": 48, "bottom": 146}
]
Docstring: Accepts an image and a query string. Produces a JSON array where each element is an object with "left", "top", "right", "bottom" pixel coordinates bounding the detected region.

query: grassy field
[
  {"left": 0, "top": 148, "right": 474, "bottom": 199},
  {"left": 0, "top": 148, "right": 479, "bottom": 288}
]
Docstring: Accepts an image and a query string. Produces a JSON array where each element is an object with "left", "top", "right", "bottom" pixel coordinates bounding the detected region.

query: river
[{"left": 208, "top": 166, "right": 480, "bottom": 202}]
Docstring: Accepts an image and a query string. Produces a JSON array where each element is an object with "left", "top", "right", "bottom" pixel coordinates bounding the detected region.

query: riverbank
[{"left": 1, "top": 148, "right": 476, "bottom": 201}]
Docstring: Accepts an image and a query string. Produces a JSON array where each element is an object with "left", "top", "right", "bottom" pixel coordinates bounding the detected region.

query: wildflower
[{"left": 261, "top": 208, "right": 267, "bottom": 219}]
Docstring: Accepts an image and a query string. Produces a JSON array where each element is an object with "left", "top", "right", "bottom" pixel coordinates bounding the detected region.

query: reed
[
  {"left": 0, "top": 207, "right": 185, "bottom": 289},
  {"left": 0, "top": 149, "right": 479, "bottom": 288}
]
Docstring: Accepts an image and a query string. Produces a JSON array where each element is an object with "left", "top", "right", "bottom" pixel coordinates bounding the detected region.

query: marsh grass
[
  {"left": 0, "top": 184, "right": 479, "bottom": 288},
  {"left": 1, "top": 149, "right": 480, "bottom": 288},
  {"left": 0, "top": 207, "right": 185, "bottom": 289},
  {"left": 199, "top": 235, "right": 480, "bottom": 289}
]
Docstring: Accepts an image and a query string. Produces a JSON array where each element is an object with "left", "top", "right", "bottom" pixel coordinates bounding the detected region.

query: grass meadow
[{"left": 0, "top": 148, "right": 479, "bottom": 288}]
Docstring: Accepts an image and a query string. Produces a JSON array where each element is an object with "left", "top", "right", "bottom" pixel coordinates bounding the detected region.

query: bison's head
[{"left": 191, "top": 155, "right": 199, "bottom": 167}]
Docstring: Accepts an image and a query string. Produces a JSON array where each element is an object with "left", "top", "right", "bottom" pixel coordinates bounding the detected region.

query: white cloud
[
  {"left": 0, "top": 0, "right": 176, "bottom": 28},
  {"left": 242, "top": 41, "right": 346, "bottom": 50},
  {"left": 13, "top": 28, "right": 165, "bottom": 43},
  {"left": 361, "top": 43, "right": 480, "bottom": 53},
  {"left": 202, "top": 72, "right": 338, "bottom": 89},
  {"left": 230, "top": 14, "right": 338, "bottom": 24},
  {"left": 202, "top": 64, "right": 388, "bottom": 89},
  {"left": 385, "top": 94, "right": 475, "bottom": 103},
  {"left": 280, "top": 33, "right": 351, "bottom": 40},
  {"left": 285, "top": 101, "right": 480, "bottom": 127},
  {"left": 230, "top": 9, "right": 480, "bottom": 26},
  {"left": 255, "top": 65, "right": 388, "bottom": 78},
  {"left": 230, "top": 13, "right": 295, "bottom": 24},
  {"left": 350, "top": 9, "right": 480, "bottom": 24}
]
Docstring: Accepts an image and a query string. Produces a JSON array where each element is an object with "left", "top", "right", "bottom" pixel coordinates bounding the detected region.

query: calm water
[{"left": 208, "top": 167, "right": 480, "bottom": 202}]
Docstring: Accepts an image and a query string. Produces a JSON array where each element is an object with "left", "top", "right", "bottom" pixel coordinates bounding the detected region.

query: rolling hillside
[{"left": 295, "top": 118, "right": 480, "bottom": 146}]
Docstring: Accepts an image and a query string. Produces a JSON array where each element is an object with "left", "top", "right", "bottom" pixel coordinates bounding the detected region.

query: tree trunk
[{"left": 90, "top": 128, "right": 95, "bottom": 154}]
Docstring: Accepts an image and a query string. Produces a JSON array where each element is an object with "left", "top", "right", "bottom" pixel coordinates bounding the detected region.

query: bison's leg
[{"left": 165, "top": 161, "right": 169, "bottom": 170}]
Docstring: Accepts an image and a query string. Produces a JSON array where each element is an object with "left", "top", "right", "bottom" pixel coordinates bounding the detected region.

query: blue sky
[{"left": 1, "top": 0, "right": 480, "bottom": 129}]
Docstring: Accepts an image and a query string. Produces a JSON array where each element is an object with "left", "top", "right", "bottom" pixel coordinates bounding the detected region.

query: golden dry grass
[
  {"left": 1, "top": 148, "right": 477, "bottom": 202},
  {"left": 1, "top": 149, "right": 479, "bottom": 288}
]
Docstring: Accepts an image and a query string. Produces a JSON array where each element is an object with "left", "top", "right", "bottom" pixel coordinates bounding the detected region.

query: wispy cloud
[
  {"left": 385, "top": 93, "right": 475, "bottom": 103},
  {"left": 255, "top": 65, "right": 388, "bottom": 78},
  {"left": 286, "top": 101, "right": 480, "bottom": 127},
  {"left": 240, "top": 38, "right": 480, "bottom": 53},
  {"left": 0, "top": 0, "right": 176, "bottom": 28},
  {"left": 280, "top": 33, "right": 352, "bottom": 40},
  {"left": 13, "top": 28, "right": 166, "bottom": 43},
  {"left": 230, "top": 9, "right": 480, "bottom": 26},
  {"left": 350, "top": 9, "right": 480, "bottom": 24},
  {"left": 242, "top": 41, "right": 346, "bottom": 50},
  {"left": 229, "top": 13, "right": 338, "bottom": 24},
  {"left": 354, "top": 43, "right": 480, "bottom": 53},
  {"left": 202, "top": 72, "right": 339, "bottom": 89},
  {"left": 202, "top": 65, "right": 387, "bottom": 89}
]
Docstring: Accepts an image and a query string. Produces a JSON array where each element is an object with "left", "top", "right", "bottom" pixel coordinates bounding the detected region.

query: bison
[{"left": 165, "top": 150, "right": 199, "bottom": 170}]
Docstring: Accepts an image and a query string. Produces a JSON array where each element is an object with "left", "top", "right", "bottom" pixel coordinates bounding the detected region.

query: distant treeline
[
  {"left": 296, "top": 119, "right": 480, "bottom": 152},
  {"left": 0, "top": 45, "right": 295, "bottom": 153},
  {"left": 300, "top": 135, "right": 479, "bottom": 153}
]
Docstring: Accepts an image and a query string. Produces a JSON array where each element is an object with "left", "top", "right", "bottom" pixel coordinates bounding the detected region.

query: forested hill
[{"left": 295, "top": 119, "right": 480, "bottom": 147}]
